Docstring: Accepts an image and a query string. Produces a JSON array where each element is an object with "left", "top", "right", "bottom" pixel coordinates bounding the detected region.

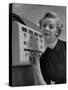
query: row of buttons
[
  {"left": 22, "top": 27, "right": 42, "bottom": 38},
  {"left": 23, "top": 33, "right": 43, "bottom": 42},
  {"left": 23, "top": 41, "right": 43, "bottom": 49}
]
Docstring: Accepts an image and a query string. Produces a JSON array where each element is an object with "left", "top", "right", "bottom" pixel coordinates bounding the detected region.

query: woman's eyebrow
[
  {"left": 49, "top": 24, "right": 55, "bottom": 26},
  {"left": 43, "top": 22, "right": 47, "bottom": 25}
]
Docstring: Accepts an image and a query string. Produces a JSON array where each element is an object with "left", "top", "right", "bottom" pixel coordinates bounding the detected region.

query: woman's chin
[
  {"left": 44, "top": 36, "right": 52, "bottom": 43},
  {"left": 44, "top": 35, "right": 50, "bottom": 40}
]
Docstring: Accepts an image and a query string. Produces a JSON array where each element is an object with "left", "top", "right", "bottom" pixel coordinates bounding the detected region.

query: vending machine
[{"left": 12, "top": 21, "right": 45, "bottom": 65}]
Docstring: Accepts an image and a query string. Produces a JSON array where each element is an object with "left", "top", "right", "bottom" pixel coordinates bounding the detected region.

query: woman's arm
[
  {"left": 33, "top": 61, "right": 46, "bottom": 85},
  {"left": 30, "top": 52, "right": 46, "bottom": 85}
]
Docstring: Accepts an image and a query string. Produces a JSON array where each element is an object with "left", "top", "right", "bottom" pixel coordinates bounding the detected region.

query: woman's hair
[{"left": 39, "top": 11, "right": 63, "bottom": 37}]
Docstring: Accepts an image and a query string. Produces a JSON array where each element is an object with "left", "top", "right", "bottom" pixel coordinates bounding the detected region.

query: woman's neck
[{"left": 45, "top": 39, "right": 58, "bottom": 49}]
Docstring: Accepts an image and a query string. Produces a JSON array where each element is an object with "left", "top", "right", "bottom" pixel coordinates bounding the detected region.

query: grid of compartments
[{"left": 17, "top": 22, "right": 45, "bottom": 64}]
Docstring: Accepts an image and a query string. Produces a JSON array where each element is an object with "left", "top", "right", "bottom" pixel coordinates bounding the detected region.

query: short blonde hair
[{"left": 39, "top": 11, "right": 63, "bottom": 37}]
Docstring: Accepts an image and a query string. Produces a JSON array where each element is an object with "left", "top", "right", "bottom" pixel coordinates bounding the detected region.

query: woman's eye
[
  {"left": 43, "top": 24, "right": 47, "bottom": 27},
  {"left": 49, "top": 25, "right": 55, "bottom": 29}
]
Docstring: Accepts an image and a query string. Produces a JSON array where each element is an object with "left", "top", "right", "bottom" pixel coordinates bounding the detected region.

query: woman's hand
[{"left": 29, "top": 52, "right": 41, "bottom": 71}]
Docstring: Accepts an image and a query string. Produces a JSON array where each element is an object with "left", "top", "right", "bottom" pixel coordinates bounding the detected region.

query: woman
[{"left": 30, "top": 12, "right": 66, "bottom": 85}]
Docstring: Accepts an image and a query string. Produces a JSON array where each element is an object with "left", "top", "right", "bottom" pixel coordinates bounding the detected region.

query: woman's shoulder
[
  {"left": 58, "top": 39, "right": 66, "bottom": 43},
  {"left": 58, "top": 39, "right": 66, "bottom": 50},
  {"left": 58, "top": 39, "right": 66, "bottom": 46}
]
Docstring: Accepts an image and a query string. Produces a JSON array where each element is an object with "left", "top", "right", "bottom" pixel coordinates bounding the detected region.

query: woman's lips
[{"left": 44, "top": 32, "right": 49, "bottom": 36}]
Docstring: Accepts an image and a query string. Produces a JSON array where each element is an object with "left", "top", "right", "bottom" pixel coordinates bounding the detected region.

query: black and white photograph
[{"left": 9, "top": 3, "right": 66, "bottom": 87}]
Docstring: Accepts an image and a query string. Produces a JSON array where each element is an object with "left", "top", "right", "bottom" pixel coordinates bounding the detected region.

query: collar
[{"left": 46, "top": 39, "right": 58, "bottom": 49}]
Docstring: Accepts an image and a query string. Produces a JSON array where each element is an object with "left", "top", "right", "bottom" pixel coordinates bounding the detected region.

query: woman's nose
[{"left": 45, "top": 26, "right": 49, "bottom": 32}]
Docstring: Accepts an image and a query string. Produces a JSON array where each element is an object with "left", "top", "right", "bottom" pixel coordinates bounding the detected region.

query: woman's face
[{"left": 41, "top": 18, "right": 58, "bottom": 43}]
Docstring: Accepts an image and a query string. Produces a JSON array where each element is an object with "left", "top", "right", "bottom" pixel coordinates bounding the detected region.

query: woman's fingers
[{"left": 29, "top": 52, "right": 40, "bottom": 65}]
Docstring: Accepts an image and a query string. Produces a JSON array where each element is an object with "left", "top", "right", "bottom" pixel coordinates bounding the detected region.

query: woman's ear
[
  {"left": 55, "top": 30, "right": 59, "bottom": 37},
  {"left": 56, "top": 24, "right": 63, "bottom": 37}
]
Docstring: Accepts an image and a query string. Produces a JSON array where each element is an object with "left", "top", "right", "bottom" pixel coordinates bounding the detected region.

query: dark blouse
[{"left": 40, "top": 39, "right": 66, "bottom": 84}]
